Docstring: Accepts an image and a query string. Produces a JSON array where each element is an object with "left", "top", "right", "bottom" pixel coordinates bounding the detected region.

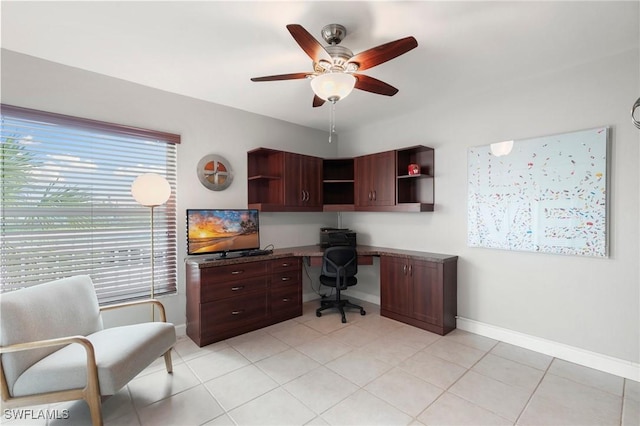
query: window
[{"left": 1, "top": 105, "right": 179, "bottom": 304}]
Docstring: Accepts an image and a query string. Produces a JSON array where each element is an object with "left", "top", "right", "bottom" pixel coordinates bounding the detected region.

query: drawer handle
[
  {"left": 231, "top": 310, "right": 244, "bottom": 315},
  {"left": 281, "top": 263, "right": 290, "bottom": 267},
  {"left": 281, "top": 277, "right": 291, "bottom": 281},
  {"left": 282, "top": 298, "right": 290, "bottom": 302},
  {"left": 231, "top": 270, "right": 244, "bottom": 275},
  {"left": 231, "top": 286, "right": 244, "bottom": 291}
]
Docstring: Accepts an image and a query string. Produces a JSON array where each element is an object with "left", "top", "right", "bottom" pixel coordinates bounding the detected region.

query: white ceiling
[{"left": 2, "top": 1, "right": 638, "bottom": 132}]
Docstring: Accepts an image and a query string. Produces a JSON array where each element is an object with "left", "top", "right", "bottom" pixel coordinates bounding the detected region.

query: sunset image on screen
[{"left": 187, "top": 210, "right": 259, "bottom": 254}]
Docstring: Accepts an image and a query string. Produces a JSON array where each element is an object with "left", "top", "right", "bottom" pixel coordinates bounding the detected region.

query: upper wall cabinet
[
  {"left": 248, "top": 148, "right": 323, "bottom": 212},
  {"left": 352, "top": 146, "right": 434, "bottom": 212},
  {"left": 395, "top": 146, "right": 434, "bottom": 212},
  {"left": 283, "top": 152, "right": 323, "bottom": 210},
  {"left": 322, "top": 158, "right": 355, "bottom": 212},
  {"left": 248, "top": 146, "right": 434, "bottom": 213},
  {"left": 354, "top": 151, "right": 396, "bottom": 209}
]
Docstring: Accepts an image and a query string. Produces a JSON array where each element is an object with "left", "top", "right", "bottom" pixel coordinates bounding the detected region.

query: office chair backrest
[{"left": 321, "top": 246, "right": 357, "bottom": 286}]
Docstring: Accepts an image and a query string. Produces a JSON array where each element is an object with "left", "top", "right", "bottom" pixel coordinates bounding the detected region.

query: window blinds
[{"left": 1, "top": 105, "right": 179, "bottom": 304}]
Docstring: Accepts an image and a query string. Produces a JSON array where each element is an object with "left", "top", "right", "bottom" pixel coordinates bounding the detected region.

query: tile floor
[{"left": 4, "top": 300, "right": 639, "bottom": 426}]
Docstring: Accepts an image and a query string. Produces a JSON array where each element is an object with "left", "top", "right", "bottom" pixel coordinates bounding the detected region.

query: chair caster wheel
[
  {"left": 360, "top": 310, "right": 366, "bottom": 316},
  {"left": 316, "top": 312, "right": 322, "bottom": 317},
  {"left": 341, "top": 317, "right": 346, "bottom": 323}
]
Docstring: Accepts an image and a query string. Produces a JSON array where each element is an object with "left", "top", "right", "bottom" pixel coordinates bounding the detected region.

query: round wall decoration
[{"left": 197, "top": 154, "right": 234, "bottom": 191}]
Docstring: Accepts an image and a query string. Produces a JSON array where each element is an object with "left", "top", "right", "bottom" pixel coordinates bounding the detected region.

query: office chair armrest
[{"left": 100, "top": 298, "right": 167, "bottom": 322}]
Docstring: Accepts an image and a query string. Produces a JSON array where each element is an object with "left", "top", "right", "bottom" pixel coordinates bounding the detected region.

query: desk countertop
[{"left": 186, "top": 245, "right": 458, "bottom": 269}]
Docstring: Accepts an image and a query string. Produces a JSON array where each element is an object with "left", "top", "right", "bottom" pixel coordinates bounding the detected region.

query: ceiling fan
[{"left": 251, "top": 24, "right": 418, "bottom": 107}]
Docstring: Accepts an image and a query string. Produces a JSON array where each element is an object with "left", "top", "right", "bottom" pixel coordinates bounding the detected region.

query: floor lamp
[{"left": 131, "top": 173, "right": 171, "bottom": 321}]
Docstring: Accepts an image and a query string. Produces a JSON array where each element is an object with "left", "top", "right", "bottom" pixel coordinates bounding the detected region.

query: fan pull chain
[{"left": 329, "top": 100, "right": 337, "bottom": 143}]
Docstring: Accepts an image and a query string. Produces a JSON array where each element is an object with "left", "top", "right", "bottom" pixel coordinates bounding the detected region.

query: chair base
[{"left": 316, "top": 298, "right": 366, "bottom": 323}]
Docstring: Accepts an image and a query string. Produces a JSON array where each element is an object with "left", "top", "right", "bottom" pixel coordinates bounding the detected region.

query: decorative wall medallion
[{"left": 197, "top": 154, "right": 233, "bottom": 191}]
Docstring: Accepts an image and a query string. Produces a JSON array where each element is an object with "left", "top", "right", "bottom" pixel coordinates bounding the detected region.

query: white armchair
[{"left": 0, "top": 275, "right": 176, "bottom": 426}]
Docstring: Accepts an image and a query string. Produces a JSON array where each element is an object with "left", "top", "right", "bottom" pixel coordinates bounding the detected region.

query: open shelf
[
  {"left": 396, "top": 146, "right": 434, "bottom": 206},
  {"left": 323, "top": 158, "right": 354, "bottom": 208}
]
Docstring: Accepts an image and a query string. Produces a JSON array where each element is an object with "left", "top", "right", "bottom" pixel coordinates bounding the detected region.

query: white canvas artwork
[{"left": 467, "top": 127, "right": 609, "bottom": 257}]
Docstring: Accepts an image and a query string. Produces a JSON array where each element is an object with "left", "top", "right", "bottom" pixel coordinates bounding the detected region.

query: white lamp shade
[
  {"left": 490, "top": 140, "right": 514, "bottom": 157},
  {"left": 131, "top": 173, "right": 171, "bottom": 207},
  {"left": 310, "top": 73, "right": 356, "bottom": 102}
]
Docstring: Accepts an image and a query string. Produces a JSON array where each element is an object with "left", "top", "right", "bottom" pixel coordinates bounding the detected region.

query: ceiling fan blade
[
  {"left": 286, "top": 24, "right": 332, "bottom": 63},
  {"left": 354, "top": 74, "right": 399, "bottom": 96},
  {"left": 347, "top": 36, "right": 418, "bottom": 71},
  {"left": 312, "top": 95, "right": 326, "bottom": 108},
  {"left": 251, "top": 72, "right": 311, "bottom": 82}
]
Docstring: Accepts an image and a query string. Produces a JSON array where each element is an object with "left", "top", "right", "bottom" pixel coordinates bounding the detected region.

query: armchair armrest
[
  {"left": 0, "top": 335, "right": 94, "bottom": 356},
  {"left": 0, "top": 335, "right": 101, "bottom": 423},
  {"left": 100, "top": 298, "right": 167, "bottom": 322}
]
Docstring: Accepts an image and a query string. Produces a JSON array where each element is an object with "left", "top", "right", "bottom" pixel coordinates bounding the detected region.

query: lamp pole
[{"left": 131, "top": 173, "right": 171, "bottom": 321}]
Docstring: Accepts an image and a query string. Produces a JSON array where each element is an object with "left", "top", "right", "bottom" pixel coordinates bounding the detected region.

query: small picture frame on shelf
[{"left": 408, "top": 163, "right": 420, "bottom": 175}]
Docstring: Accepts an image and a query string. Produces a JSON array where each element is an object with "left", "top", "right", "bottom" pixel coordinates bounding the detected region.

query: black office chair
[{"left": 316, "top": 246, "right": 366, "bottom": 323}]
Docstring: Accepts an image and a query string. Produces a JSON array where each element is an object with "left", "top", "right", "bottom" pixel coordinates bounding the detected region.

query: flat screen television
[{"left": 187, "top": 209, "right": 260, "bottom": 257}]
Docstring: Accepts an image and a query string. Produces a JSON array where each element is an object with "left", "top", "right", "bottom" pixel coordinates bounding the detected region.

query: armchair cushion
[
  {"left": 0, "top": 275, "right": 104, "bottom": 391},
  {"left": 12, "top": 322, "right": 175, "bottom": 396}
]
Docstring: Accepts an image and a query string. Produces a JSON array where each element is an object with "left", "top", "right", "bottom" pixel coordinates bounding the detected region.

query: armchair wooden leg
[
  {"left": 163, "top": 350, "right": 173, "bottom": 373},
  {"left": 86, "top": 391, "right": 103, "bottom": 426}
]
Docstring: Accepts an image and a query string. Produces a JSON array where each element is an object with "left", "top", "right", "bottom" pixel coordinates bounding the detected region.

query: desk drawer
[
  {"left": 270, "top": 284, "right": 301, "bottom": 318},
  {"left": 202, "top": 261, "right": 267, "bottom": 284},
  {"left": 271, "top": 269, "right": 300, "bottom": 289},
  {"left": 270, "top": 257, "right": 301, "bottom": 274},
  {"left": 201, "top": 291, "right": 267, "bottom": 335},
  {"left": 201, "top": 275, "right": 267, "bottom": 302}
]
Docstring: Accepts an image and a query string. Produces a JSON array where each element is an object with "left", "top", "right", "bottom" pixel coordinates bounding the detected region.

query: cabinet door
[
  {"left": 411, "top": 260, "right": 442, "bottom": 326},
  {"left": 284, "top": 152, "right": 304, "bottom": 207},
  {"left": 300, "top": 155, "right": 323, "bottom": 207},
  {"left": 354, "top": 152, "right": 395, "bottom": 207},
  {"left": 284, "top": 153, "right": 322, "bottom": 209},
  {"left": 380, "top": 256, "right": 412, "bottom": 316},
  {"left": 354, "top": 155, "right": 372, "bottom": 207},
  {"left": 370, "top": 151, "right": 396, "bottom": 206}
]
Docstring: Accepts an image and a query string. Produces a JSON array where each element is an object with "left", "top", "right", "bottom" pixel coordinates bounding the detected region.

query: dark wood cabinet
[
  {"left": 284, "top": 152, "right": 322, "bottom": 210},
  {"left": 248, "top": 148, "right": 322, "bottom": 212},
  {"left": 186, "top": 256, "right": 302, "bottom": 346},
  {"left": 269, "top": 257, "right": 303, "bottom": 321},
  {"left": 322, "top": 158, "right": 355, "bottom": 211},
  {"left": 354, "top": 150, "right": 396, "bottom": 208},
  {"left": 247, "top": 148, "right": 284, "bottom": 211},
  {"left": 396, "top": 146, "right": 434, "bottom": 212},
  {"left": 249, "top": 146, "right": 434, "bottom": 213},
  {"left": 380, "top": 257, "right": 412, "bottom": 316},
  {"left": 380, "top": 255, "right": 457, "bottom": 335}
]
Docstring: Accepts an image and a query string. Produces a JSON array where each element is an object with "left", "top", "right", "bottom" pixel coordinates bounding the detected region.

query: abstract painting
[{"left": 468, "top": 127, "right": 609, "bottom": 257}]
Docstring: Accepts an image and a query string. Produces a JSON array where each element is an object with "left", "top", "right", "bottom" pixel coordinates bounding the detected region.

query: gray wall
[
  {"left": 338, "top": 48, "right": 639, "bottom": 365},
  {"left": 2, "top": 42, "right": 638, "bottom": 370},
  {"left": 0, "top": 49, "right": 339, "bottom": 330}
]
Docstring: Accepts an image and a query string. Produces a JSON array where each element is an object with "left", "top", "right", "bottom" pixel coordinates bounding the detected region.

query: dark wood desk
[{"left": 186, "top": 245, "right": 458, "bottom": 346}]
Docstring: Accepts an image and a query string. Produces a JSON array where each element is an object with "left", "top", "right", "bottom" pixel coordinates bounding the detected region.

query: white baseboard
[
  {"left": 175, "top": 323, "right": 187, "bottom": 337},
  {"left": 456, "top": 316, "right": 640, "bottom": 382}
]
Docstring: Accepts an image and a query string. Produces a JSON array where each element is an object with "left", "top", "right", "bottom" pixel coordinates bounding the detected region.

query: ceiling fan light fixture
[{"left": 310, "top": 72, "right": 356, "bottom": 102}]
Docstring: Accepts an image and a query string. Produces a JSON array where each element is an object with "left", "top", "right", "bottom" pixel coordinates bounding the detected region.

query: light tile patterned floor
[{"left": 4, "top": 300, "right": 639, "bottom": 426}]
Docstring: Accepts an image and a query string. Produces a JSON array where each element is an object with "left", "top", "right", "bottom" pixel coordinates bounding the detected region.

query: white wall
[
  {"left": 0, "top": 49, "right": 338, "bottom": 329},
  {"left": 2, "top": 43, "right": 638, "bottom": 375},
  {"left": 338, "top": 48, "right": 640, "bottom": 366}
]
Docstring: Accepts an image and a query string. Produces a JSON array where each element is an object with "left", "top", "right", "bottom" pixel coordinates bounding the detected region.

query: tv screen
[{"left": 187, "top": 209, "right": 260, "bottom": 256}]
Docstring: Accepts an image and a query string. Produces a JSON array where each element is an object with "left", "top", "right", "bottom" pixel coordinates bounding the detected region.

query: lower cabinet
[
  {"left": 380, "top": 255, "right": 457, "bottom": 335},
  {"left": 186, "top": 257, "right": 302, "bottom": 346}
]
